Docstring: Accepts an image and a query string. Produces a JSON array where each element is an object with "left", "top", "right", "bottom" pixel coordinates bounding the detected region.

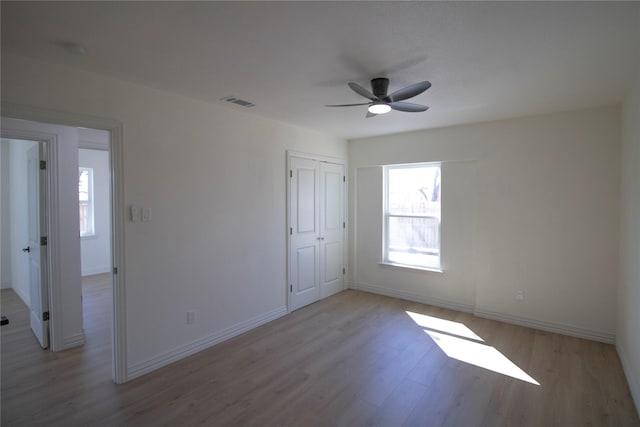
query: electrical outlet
[
  {"left": 515, "top": 290, "right": 525, "bottom": 301},
  {"left": 187, "top": 310, "right": 195, "bottom": 324}
]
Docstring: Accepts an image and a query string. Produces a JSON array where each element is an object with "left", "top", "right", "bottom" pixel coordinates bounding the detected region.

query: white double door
[{"left": 289, "top": 156, "right": 345, "bottom": 311}]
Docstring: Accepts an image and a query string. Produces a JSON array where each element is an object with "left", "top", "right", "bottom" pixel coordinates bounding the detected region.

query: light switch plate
[{"left": 130, "top": 205, "right": 140, "bottom": 222}]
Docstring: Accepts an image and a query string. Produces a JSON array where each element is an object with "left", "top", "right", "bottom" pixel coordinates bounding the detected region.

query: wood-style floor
[{"left": 2, "top": 277, "right": 639, "bottom": 426}]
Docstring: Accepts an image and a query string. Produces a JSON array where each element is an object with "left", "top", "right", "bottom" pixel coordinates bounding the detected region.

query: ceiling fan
[{"left": 326, "top": 77, "right": 431, "bottom": 118}]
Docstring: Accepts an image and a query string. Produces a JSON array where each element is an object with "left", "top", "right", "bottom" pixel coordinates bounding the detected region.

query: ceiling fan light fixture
[{"left": 368, "top": 103, "right": 391, "bottom": 115}]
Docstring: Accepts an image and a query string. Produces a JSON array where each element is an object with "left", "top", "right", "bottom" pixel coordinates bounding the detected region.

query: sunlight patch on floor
[
  {"left": 405, "top": 311, "right": 540, "bottom": 385},
  {"left": 405, "top": 311, "right": 484, "bottom": 342}
]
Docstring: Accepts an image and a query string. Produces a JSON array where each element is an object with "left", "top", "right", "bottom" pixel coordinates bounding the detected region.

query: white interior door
[
  {"left": 319, "top": 162, "right": 344, "bottom": 299},
  {"left": 27, "top": 143, "right": 49, "bottom": 349},
  {"left": 289, "top": 156, "right": 320, "bottom": 311}
]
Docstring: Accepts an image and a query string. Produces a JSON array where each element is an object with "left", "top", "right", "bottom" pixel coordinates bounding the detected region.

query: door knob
[{"left": 22, "top": 246, "right": 31, "bottom": 253}]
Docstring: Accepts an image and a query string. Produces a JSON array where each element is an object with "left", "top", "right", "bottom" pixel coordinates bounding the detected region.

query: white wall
[
  {"left": 1, "top": 53, "right": 347, "bottom": 376},
  {"left": 0, "top": 140, "right": 11, "bottom": 289},
  {"left": 79, "top": 148, "right": 111, "bottom": 276},
  {"left": 7, "top": 139, "right": 38, "bottom": 305},
  {"left": 618, "top": 69, "right": 640, "bottom": 413},
  {"left": 350, "top": 106, "right": 620, "bottom": 342}
]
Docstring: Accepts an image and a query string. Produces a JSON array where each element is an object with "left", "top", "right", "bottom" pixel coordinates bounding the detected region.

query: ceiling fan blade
[
  {"left": 388, "top": 102, "right": 429, "bottom": 112},
  {"left": 366, "top": 111, "right": 378, "bottom": 118},
  {"left": 386, "top": 81, "right": 431, "bottom": 102},
  {"left": 348, "top": 82, "right": 378, "bottom": 101},
  {"left": 325, "top": 102, "right": 371, "bottom": 107}
]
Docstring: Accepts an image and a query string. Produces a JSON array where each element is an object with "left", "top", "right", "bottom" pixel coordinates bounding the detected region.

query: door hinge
[
  {"left": 290, "top": 284, "right": 293, "bottom": 292},
  {"left": 40, "top": 236, "right": 47, "bottom": 246},
  {"left": 290, "top": 170, "right": 293, "bottom": 178},
  {"left": 113, "top": 267, "right": 118, "bottom": 275},
  {"left": 343, "top": 175, "right": 346, "bottom": 182},
  {"left": 343, "top": 268, "right": 346, "bottom": 275},
  {"left": 290, "top": 227, "right": 293, "bottom": 235},
  {"left": 43, "top": 311, "right": 49, "bottom": 321},
  {"left": 343, "top": 221, "right": 346, "bottom": 229},
  {"left": 39, "top": 160, "right": 46, "bottom": 170}
]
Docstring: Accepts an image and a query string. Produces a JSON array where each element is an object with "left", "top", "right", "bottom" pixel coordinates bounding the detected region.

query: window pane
[
  {"left": 388, "top": 166, "right": 440, "bottom": 217},
  {"left": 384, "top": 163, "right": 441, "bottom": 269},
  {"left": 78, "top": 167, "right": 94, "bottom": 236},
  {"left": 78, "top": 169, "right": 90, "bottom": 202},
  {"left": 79, "top": 202, "right": 89, "bottom": 235},
  {"left": 387, "top": 216, "right": 440, "bottom": 268}
]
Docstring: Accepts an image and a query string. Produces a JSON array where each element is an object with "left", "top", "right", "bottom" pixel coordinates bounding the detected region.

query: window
[
  {"left": 383, "top": 163, "right": 441, "bottom": 270},
  {"left": 78, "top": 167, "right": 95, "bottom": 237}
]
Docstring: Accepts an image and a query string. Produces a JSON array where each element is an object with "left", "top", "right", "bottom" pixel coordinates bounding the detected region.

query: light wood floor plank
[{"left": 2, "top": 278, "right": 639, "bottom": 426}]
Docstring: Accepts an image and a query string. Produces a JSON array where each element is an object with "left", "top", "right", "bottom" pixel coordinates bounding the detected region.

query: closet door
[
  {"left": 319, "top": 162, "right": 344, "bottom": 299},
  {"left": 289, "top": 157, "right": 320, "bottom": 311},
  {"left": 289, "top": 155, "right": 345, "bottom": 311}
]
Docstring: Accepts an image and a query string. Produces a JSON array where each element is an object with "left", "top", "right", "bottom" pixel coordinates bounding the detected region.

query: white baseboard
[
  {"left": 62, "top": 333, "right": 84, "bottom": 349},
  {"left": 81, "top": 266, "right": 111, "bottom": 276},
  {"left": 127, "top": 305, "right": 288, "bottom": 381},
  {"left": 1, "top": 281, "right": 12, "bottom": 290},
  {"left": 13, "top": 285, "right": 30, "bottom": 307},
  {"left": 353, "top": 282, "right": 614, "bottom": 344},
  {"left": 617, "top": 342, "right": 640, "bottom": 416},
  {"left": 353, "top": 282, "right": 475, "bottom": 313},
  {"left": 474, "top": 309, "right": 615, "bottom": 344}
]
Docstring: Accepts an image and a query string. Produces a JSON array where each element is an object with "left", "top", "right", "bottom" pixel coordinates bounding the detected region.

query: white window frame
[
  {"left": 78, "top": 166, "right": 95, "bottom": 237},
  {"left": 382, "top": 162, "right": 442, "bottom": 272}
]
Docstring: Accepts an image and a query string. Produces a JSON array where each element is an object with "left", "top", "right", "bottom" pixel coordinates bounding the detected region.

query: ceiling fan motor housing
[{"left": 371, "top": 77, "right": 389, "bottom": 98}]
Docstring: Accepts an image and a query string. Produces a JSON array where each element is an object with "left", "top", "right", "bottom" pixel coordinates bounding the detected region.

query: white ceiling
[{"left": 2, "top": 1, "right": 639, "bottom": 140}]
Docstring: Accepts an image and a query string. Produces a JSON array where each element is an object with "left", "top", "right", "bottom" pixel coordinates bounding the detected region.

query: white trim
[
  {"left": 0, "top": 281, "right": 12, "bottom": 290},
  {"left": 109, "top": 123, "right": 127, "bottom": 384},
  {"left": 353, "top": 281, "right": 474, "bottom": 313},
  {"left": 287, "top": 149, "right": 344, "bottom": 165},
  {"left": 473, "top": 308, "right": 615, "bottom": 344},
  {"left": 62, "top": 332, "right": 84, "bottom": 349},
  {"left": 617, "top": 343, "right": 640, "bottom": 416},
  {"left": 377, "top": 261, "right": 444, "bottom": 273},
  {"left": 79, "top": 139, "right": 109, "bottom": 151},
  {"left": 128, "top": 305, "right": 288, "bottom": 381},
  {"left": 1, "top": 103, "right": 127, "bottom": 384}
]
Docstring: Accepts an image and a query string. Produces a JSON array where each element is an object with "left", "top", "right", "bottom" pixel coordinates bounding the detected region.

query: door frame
[
  {"left": 1, "top": 103, "right": 127, "bottom": 384},
  {"left": 286, "top": 150, "right": 347, "bottom": 313}
]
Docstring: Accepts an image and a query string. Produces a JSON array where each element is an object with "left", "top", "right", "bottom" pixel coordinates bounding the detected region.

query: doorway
[
  {"left": 0, "top": 138, "right": 50, "bottom": 348},
  {"left": 0, "top": 114, "right": 126, "bottom": 383},
  {"left": 78, "top": 130, "right": 112, "bottom": 353}
]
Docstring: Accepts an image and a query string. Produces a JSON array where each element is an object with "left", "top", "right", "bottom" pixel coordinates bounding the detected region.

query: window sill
[
  {"left": 378, "top": 261, "right": 444, "bottom": 274},
  {"left": 81, "top": 234, "right": 98, "bottom": 240}
]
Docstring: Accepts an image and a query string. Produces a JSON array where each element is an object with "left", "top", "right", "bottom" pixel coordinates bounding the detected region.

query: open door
[{"left": 27, "top": 143, "right": 49, "bottom": 349}]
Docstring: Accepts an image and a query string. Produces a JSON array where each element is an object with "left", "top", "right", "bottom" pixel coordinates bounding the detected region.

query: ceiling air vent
[{"left": 221, "top": 96, "right": 255, "bottom": 108}]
